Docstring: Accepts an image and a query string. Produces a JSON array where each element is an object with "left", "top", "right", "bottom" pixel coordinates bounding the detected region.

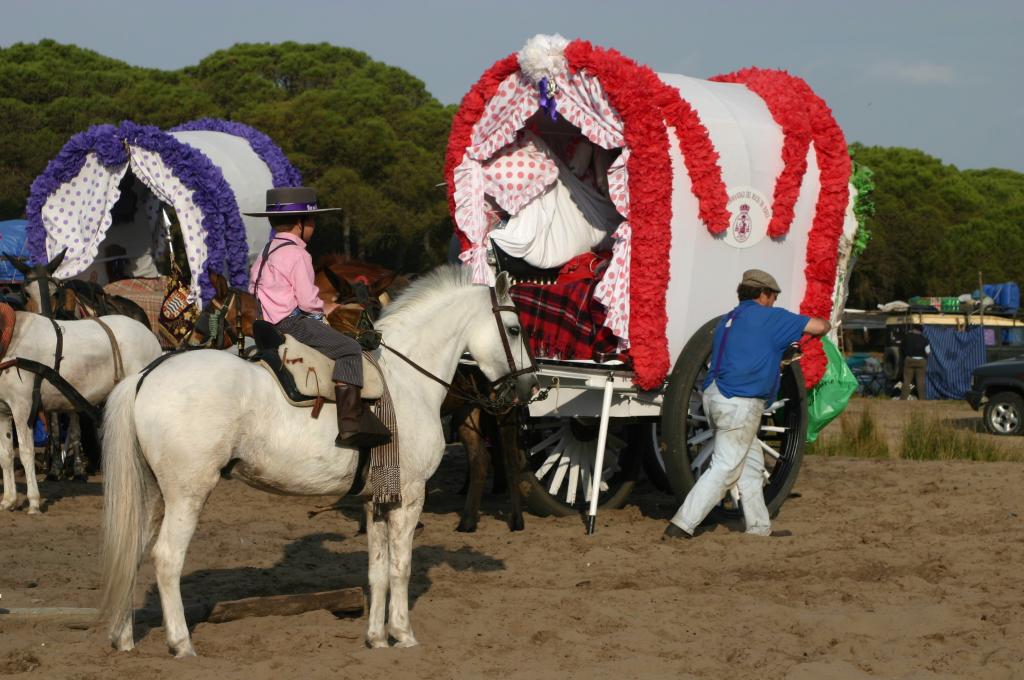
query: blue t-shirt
[{"left": 702, "top": 300, "right": 810, "bottom": 401}]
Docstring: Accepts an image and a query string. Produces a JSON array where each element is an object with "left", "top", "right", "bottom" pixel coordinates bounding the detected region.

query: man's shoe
[{"left": 661, "top": 523, "right": 692, "bottom": 541}]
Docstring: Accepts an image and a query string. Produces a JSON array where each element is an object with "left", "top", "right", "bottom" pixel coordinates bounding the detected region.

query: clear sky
[{"left": 3, "top": 0, "right": 1021, "bottom": 171}]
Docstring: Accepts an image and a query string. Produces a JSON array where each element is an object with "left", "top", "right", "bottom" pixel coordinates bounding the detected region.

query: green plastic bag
[{"left": 806, "top": 337, "right": 858, "bottom": 442}]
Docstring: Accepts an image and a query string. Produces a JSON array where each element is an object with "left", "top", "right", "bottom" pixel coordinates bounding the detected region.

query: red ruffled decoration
[
  {"left": 711, "top": 68, "right": 813, "bottom": 239},
  {"left": 444, "top": 53, "right": 521, "bottom": 252},
  {"left": 713, "top": 69, "right": 849, "bottom": 387},
  {"left": 798, "top": 78, "right": 850, "bottom": 388},
  {"left": 650, "top": 82, "right": 730, "bottom": 234},
  {"left": 563, "top": 40, "right": 674, "bottom": 389},
  {"left": 444, "top": 47, "right": 848, "bottom": 392}
]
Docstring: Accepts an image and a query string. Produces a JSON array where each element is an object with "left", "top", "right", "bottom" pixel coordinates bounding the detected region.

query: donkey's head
[
  {"left": 465, "top": 271, "right": 538, "bottom": 403},
  {"left": 4, "top": 248, "right": 67, "bottom": 317}
]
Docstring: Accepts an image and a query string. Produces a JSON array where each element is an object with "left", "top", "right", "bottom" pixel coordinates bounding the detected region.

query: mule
[
  {"left": 0, "top": 312, "right": 162, "bottom": 512},
  {"left": 99, "top": 267, "right": 536, "bottom": 656}
]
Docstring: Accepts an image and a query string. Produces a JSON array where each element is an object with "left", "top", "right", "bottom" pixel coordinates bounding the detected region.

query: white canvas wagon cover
[
  {"left": 26, "top": 118, "right": 302, "bottom": 304},
  {"left": 446, "top": 35, "right": 857, "bottom": 390}
]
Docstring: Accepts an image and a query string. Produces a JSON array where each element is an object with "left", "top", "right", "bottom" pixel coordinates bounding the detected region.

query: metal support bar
[{"left": 585, "top": 373, "right": 615, "bottom": 535}]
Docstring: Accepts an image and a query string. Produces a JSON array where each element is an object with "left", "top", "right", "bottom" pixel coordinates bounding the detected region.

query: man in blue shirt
[{"left": 664, "top": 269, "right": 830, "bottom": 539}]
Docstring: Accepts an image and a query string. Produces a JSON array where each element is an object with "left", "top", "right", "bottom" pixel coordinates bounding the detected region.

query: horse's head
[
  {"left": 4, "top": 249, "right": 66, "bottom": 317},
  {"left": 466, "top": 271, "right": 538, "bottom": 403}
]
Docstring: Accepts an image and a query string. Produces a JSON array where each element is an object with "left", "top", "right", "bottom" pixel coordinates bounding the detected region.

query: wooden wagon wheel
[
  {"left": 658, "top": 317, "right": 808, "bottom": 521},
  {"left": 517, "top": 414, "right": 642, "bottom": 517}
]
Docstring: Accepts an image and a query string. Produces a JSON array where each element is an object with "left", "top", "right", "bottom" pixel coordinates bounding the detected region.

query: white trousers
[{"left": 670, "top": 382, "right": 772, "bottom": 536}]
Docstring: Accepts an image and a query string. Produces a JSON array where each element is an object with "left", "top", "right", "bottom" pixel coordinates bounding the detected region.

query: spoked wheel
[
  {"left": 520, "top": 416, "right": 641, "bottom": 517},
  {"left": 640, "top": 422, "right": 672, "bottom": 493},
  {"left": 660, "top": 317, "right": 808, "bottom": 520}
]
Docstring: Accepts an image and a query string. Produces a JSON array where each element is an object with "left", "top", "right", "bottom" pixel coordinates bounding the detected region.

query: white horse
[
  {"left": 0, "top": 312, "right": 163, "bottom": 512},
  {"left": 99, "top": 267, "right": 535, "bottom": 657}
]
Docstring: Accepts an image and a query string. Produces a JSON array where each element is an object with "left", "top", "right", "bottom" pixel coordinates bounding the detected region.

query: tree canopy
[
  {"left": 1, "top": 40, "right": 1021, "bottom": 300},
  {"left": 848, "top": 144, "right": 1024, "bottom": 307},
  {"left": 0, "top": 40, "right": 455, "bottom": 272}
]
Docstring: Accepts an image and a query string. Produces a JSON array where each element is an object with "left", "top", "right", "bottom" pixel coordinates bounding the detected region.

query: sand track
[{"left": 1, "top": 425, "right": 1022, "bottom": 679}]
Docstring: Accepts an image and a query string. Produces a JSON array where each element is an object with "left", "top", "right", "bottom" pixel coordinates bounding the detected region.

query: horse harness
[{"left": 378, "top": 286, "right": 540, "bottom": 416}]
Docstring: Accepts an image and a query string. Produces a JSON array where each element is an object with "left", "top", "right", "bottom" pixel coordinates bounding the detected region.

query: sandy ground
[{"left": 2, "top": 406, "right": 1023, "bottom": 679}]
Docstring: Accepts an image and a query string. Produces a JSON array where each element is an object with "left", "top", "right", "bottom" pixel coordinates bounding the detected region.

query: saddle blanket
[{"left": 103, "top": 277, "right": 166, "bottom": 334}]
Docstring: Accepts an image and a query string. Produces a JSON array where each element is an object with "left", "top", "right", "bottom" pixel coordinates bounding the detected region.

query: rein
[{"left": 377, "top": 286, "right": 543, "bottom": 416}]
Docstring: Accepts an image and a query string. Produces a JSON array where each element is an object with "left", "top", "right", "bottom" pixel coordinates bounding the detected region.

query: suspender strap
[
  {"left": 708, "top": 306, "right": 745, "bottom": 384},
  {"left": 252, "top": 238, "right": 297, "bottom": 321}
]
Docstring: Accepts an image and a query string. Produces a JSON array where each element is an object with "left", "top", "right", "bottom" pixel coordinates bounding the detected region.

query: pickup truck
[{"left": 965, "top": 358, "right": 1024, "bottom": 435}]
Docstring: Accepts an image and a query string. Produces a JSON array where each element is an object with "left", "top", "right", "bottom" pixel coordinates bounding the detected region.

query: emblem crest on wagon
[{"left": 732, "top": 203, "right": 753, "bottom": 243}]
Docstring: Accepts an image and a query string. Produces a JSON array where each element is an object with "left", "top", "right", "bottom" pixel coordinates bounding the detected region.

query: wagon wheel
[
  {"left": 518, "top": 416, "right": 641, "bottom": 517},
  {"left": 640, "top": 421, "right": 672, "bottom": 493},
  {"left": 659, "top": 317, "right": 807, "bottom": 521}
]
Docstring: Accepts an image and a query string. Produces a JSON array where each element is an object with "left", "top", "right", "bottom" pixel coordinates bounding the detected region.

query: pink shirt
[{"left": 248, "top": 232, "right": 324, "bottom": 324}]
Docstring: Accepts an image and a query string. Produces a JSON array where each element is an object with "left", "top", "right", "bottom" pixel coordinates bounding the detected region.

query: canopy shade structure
[
  {"left": 26, "top": 119, "right": 301, "bottom": 304},
  {"left": 0, "top": 219, "right": 30, "bottom": 282},
  {"left": 446, "top": 35, "right": 858, "bottom": 390}
]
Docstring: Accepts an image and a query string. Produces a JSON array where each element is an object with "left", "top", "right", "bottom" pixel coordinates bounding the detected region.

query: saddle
[
  {"left": 251, "top": 320, "right": 383, "bottom": 407},
  {"left": 0, "top": 302, "right": 15, "bottom": 358}
]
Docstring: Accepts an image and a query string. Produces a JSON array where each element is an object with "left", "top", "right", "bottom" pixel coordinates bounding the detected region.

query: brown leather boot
[{"left": 335, "top": 383, "right": 392, "bottom": 448}]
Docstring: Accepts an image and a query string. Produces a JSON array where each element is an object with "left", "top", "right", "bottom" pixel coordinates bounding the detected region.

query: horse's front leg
[
  {"left": 65, "top": 414, "right": 87, "bottom": 481},
  {"left": 46, "top": 412, "right": 63, "bottom": 481},
  {"left": 457, "top": 407, "right": 487, "bottom": 533},
  {"left": 386, "top": 489, "right": 425, "bottom": 647},
  {"left": 365, "top": 500, "right": 390, "bottom": 648},
  {"left": 0, "top": 415, "right": 18, "bottom": 510},
  {"left": 498, "top": 412, "right": 525, "bottom": 532},
  {"left": 14, "top": 411, "right": 42, "bottom": 513}
]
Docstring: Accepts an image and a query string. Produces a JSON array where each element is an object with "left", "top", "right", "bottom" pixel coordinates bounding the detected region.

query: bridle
[
  {"left": 379, "top": 285, "right": 542, "bottom": 415},
  {"left": 488, "top": 285, "right": 536, "bottom": 383}
]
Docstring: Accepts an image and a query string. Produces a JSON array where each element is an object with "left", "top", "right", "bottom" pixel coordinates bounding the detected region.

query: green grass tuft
[
  {"left": 809, "top": 405, "right": 890, "bottom": 458},
  {"left": 899, "top": 412, "right": 1005, "bottom": 461}
]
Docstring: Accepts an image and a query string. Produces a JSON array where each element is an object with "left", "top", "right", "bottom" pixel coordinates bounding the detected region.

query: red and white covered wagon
[{"left": 446, "top": 35, "right": 861, "bottom": 521}]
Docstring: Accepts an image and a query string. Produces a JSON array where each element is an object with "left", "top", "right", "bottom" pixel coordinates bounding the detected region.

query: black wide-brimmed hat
[{"left": 243, "top": 187, "right": 340, "bottom": 217}]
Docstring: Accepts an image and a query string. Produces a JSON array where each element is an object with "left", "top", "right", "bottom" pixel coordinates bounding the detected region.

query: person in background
[
  {"left": 664, "top": 269, "right": 830, "bottom": 541},
  {"left": 899, "top": 325, "right": 930, "bottom": 400},
  {"left": 245, "top": 187, "right": 391, "bottom": 449}
]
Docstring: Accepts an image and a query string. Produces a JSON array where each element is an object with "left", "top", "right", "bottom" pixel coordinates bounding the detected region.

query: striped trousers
[{"left": 274, "top": 316, "right": 363, "bottom": 386}]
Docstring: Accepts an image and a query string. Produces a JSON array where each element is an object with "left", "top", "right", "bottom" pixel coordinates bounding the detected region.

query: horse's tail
[{"left": 98, "top": 373, "right": 159, "bottom": 642}]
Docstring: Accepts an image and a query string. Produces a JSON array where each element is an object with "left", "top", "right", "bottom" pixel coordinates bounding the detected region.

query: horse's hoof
[
  {"left": 455, "top": 518, "right": 477, "bottom": 533},
  {"left": 0, "top": 501, "right": 15, "bottom": 512},
  {"left": 26, "top": 506, "right": 41, "bottom": 515},
  {"left": 73, "top": 474, "right": 88, "bottom": 483},
  {"left": 508, "top": 515, "right": 525, "bottom": 532},
  {"left": 392, "top": 636, "right": 419, "bottom": 649},
  {"left": 366, "top": 634, "right": 389, "bottom": 649},
  {"left": 172, "top": 643, "right": 197, "bottom": 658}
]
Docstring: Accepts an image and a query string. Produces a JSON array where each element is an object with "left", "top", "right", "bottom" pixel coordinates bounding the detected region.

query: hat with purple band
[{"left": 243, "top": 186, "right": 340, "bottom": 217}]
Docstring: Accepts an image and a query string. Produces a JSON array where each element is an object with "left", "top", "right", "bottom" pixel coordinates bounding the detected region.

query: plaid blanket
[
  {"left": 510, "top": 279, "right": 619, "bottom": 361},
  {"left": 103, "top": 277, "right": 167, "bottom": 335}
]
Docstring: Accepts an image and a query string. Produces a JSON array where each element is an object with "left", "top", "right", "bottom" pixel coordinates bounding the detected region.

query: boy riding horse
[{"left": 245, "top": 187, "right": 391, "bottom": 448}]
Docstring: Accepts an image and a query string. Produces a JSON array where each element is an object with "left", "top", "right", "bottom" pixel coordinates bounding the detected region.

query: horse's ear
[
  {"left": 495, "top": 271, "right": 510, "bottom": 300},
  {"left": 370, "top": 272, "right": 398, "bottom": 297},
  {"left": 2, "top": 254, "right": 31, "bottom": 276},
  {"left": 46, "top": 248, "right": 68, "bottom": 275},
  {"left": 209, "top": 271, "right": 228, "bottom": 298}
]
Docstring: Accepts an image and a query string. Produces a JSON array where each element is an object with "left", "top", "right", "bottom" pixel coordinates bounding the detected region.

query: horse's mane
[{"left": 378, "top": 265, "right": 476, "bottom": 321}]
